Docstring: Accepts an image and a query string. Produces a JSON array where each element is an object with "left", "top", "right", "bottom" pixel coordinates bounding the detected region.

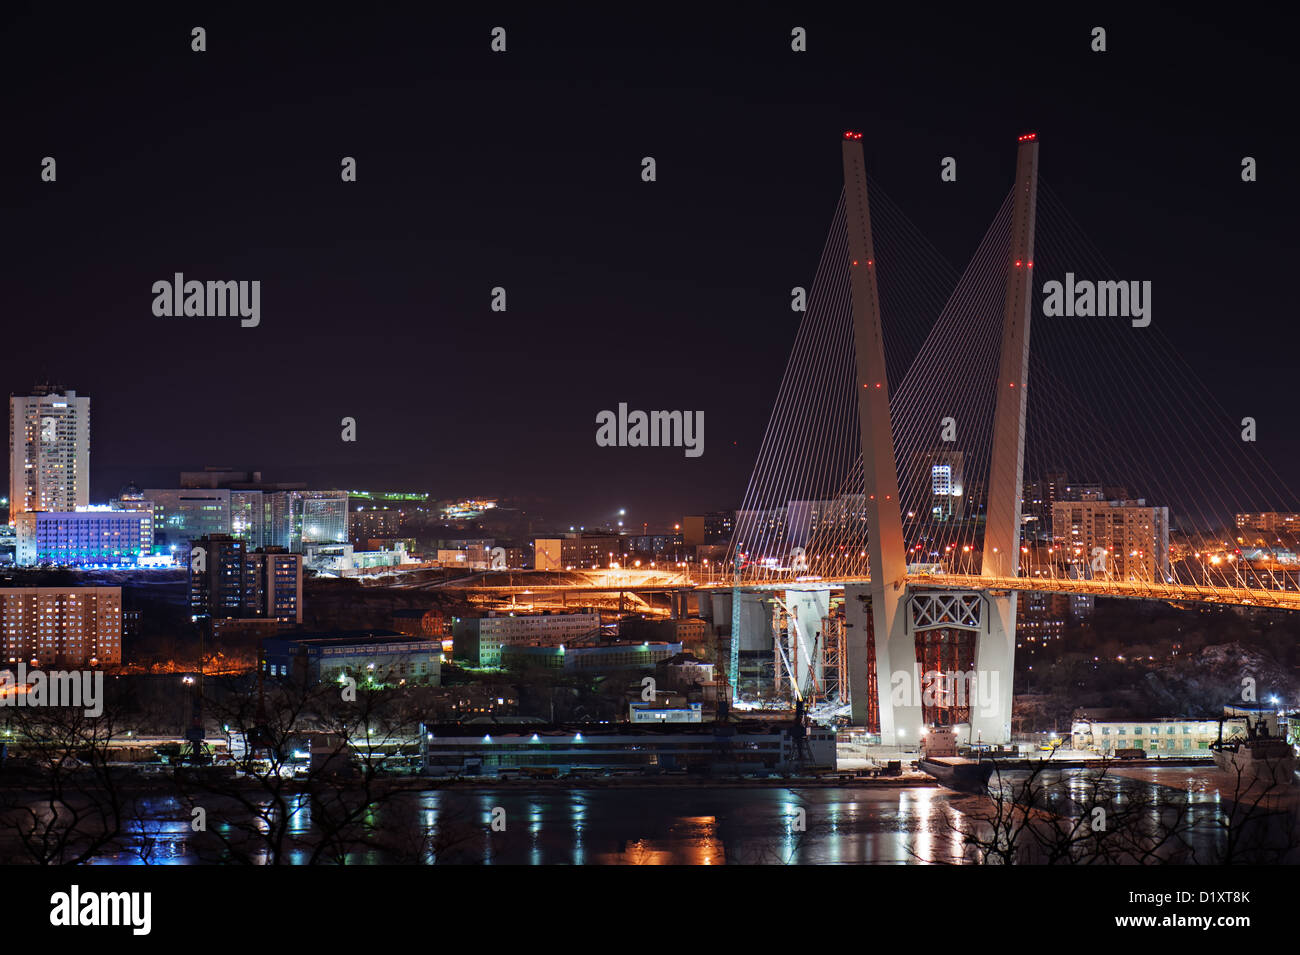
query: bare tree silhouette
[{"left": 916, "top": 755, "right": 1298, "bottom": 865}]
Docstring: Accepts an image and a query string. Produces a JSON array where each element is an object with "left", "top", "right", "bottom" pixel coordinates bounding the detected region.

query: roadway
[{"left": 421, "top": 565, "right": 1300, "bottom": 612}]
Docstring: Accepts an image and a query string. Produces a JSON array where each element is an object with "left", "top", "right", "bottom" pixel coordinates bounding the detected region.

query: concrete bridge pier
[
  {"left": 845, "top": 583, "right": 921, "bottom": 746},
  {"left": 971, "top": 592, "right": 1016, "bottom": 744}
]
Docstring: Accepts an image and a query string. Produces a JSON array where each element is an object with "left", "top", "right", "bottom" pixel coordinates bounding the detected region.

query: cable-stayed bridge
[
  {"left": 714, "top": 131, "right": 1299, "bottom": 744},
  {"left": 437, "top": 131, "right": 1297, "bottom": 745}
]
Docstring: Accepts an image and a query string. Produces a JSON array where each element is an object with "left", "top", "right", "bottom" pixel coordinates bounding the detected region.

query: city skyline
[{"left": 3, "top": 5, "right": 1300, "bottom": 892}]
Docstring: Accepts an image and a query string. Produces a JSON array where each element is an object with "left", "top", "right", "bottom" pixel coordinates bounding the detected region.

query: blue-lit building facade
[{"left": 14, "top": 508, "right": 153, "bottom": 567}]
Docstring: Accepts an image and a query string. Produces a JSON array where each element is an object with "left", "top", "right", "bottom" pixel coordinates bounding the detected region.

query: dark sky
[{"left": 3, "top": 5, "right": 1297, "bottom": 529}]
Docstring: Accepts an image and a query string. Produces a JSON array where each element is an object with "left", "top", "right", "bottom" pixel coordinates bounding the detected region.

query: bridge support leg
[
  {"left": 970, "top": 592, "right": 1016, "bottom": 745},
  {"left": 787, "top": 589, "right": 830, "bottom": 699},
  {"left": 729, "top": 591, "right": 777, "bottom": 698},
  {"left": 846, "top": 584, "right": 918, "bottom": 745}
]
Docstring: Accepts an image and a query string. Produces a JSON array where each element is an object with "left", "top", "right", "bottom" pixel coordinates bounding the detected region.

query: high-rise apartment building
[
  {"left": 1052, "top": 498, "right": 1171, "bottom": 582},
  {"left": 9, "top": 386, "right": 90, "bottom": 520},
  {"left": 188, "top": 534, "right": 303, "bottom": 624},
  {"left": 0, "top": 586, "right": 122, "bottom": 666},
  {"left": 908, "top": 451, "right": 966, "bottom": 522}
]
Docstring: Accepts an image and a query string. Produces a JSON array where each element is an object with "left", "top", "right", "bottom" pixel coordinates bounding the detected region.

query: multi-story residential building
[
  {"left": 681, "top": 511, "right": 734, "bottom": 546},
  {"left": 248, "top": 548, "right": 304, "bottom": 623},
  {"left": 9, "top": 386, "right": 90, "bottom": 520},
  {"left": 491, "top": 546, "right": 529, "bottom": 569},
  {"left": 534, "top": 535, "right": 622, "bottom": 570},
  {"left": 1052, "top": 498, "right": 1171, "bottom": 582},
  {"left": 731, "top": 507, "right": 789, "bottom": 554},
  {"left": 189, "top": 534, "right": 303, "bottom": 624},
  {"left": 350, "top": 507, "right": 401, "bottom": 544},
  {"left": 1016, "top": 591, "right": 1069, "bottom": 654},
  {"left": 1236, "top": 512, "right": 1300, "bottom": 538},
  {"left": 0, "top": 586, "right": 122, "bottom": 666},
  {"left": 452, "top": 611, "right": 602, "bottom": 666},
  {"left": 784, "top": 500, "right": 837, "bottom": 549},
  {"left": 14, "top": 508, "right": 153, "bottom": 567},
  {"left": 626, "top": 533, "right": 685, "bottom": 558}
]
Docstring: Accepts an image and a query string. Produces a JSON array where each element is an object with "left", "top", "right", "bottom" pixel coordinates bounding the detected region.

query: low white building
[
  {"left": 1071, "top": 716, "right": 1245, "bottom": 754},
  {"left": 304, "top": 541, "right": 415, "bottom": 576}
]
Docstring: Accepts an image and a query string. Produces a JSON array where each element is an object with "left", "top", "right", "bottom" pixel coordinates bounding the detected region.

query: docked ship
[
  {"left": 1210, "top": 715, "right": 1296, "bottom": 788},
  {"left": 917, "top": 726, "right": 994, "bottom": 792}
]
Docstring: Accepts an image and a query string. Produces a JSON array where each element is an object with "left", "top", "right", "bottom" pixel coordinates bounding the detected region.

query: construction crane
[{"left": 729, "top": 552, "right": 742, "bottom": 704}]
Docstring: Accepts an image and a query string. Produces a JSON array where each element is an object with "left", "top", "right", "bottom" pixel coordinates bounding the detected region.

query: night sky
[{"left": 3, "top": 5, "right": 1297, "bottom": 528}]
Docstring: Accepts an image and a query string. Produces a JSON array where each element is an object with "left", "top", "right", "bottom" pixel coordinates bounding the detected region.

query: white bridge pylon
[{"left": 839, "top": 131, "right": 1039, "bottom": 745}]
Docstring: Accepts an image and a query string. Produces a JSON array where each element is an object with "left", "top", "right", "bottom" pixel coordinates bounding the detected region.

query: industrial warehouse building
[{"left": 260, "top": 630, "right": 441, "bottom": 687}]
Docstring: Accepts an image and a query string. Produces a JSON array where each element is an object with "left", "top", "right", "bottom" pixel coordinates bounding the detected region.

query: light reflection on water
[{"left": 70, "top": 767, "right": 1299, "bottom": 865}]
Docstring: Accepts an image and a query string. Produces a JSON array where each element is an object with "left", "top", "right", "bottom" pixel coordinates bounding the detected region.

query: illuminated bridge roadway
[{"left": 431, "top": 567, "right": 1300, "bottom": 612}]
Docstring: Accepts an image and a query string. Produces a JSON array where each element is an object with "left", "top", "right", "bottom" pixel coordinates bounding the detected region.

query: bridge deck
[{"left": 430, "top": 569, "right": 1300, "bottom": 610}]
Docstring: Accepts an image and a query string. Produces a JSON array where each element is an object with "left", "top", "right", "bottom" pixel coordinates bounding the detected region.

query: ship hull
[
  {"left": 1211, "top": 746, "right": 1297, "bottom": 787},
  {"left": 918, "top": 757, "right": 994, "bottom": 793}
]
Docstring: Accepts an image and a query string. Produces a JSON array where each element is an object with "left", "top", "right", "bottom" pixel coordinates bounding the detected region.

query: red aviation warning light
[
  {"left": 843, "top": 130, "right": 863, "bottom": 140},
  {"left": 1017, "top": 132, "right": 1037, "bottom": 142}
]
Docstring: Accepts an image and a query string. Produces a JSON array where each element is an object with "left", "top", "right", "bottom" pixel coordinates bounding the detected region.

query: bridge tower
[
  {"left": 842, "top": 133, "right": 1040, "bottom": 746},
  {"left": 974, "top": 133, "right": 1040, "bottom": 743},
  {"left": 838, "top": 132, "right": 915, "bottom": 741}
]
